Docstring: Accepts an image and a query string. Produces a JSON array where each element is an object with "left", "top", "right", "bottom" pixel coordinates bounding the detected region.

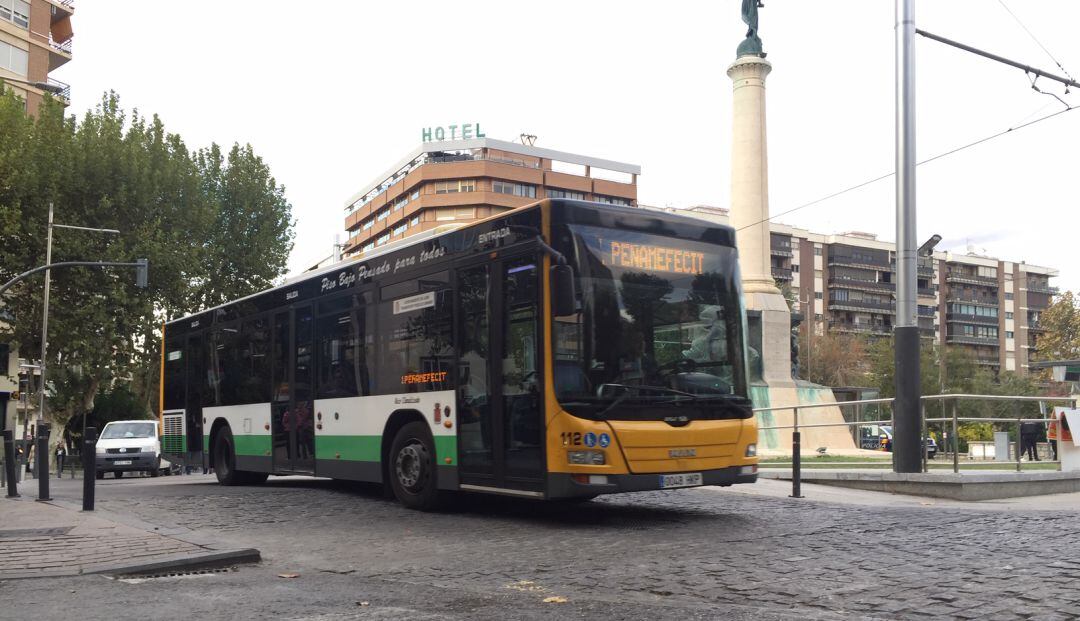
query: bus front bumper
[{"left": 547, "top": 466, "right": 758, "bottom": 499}]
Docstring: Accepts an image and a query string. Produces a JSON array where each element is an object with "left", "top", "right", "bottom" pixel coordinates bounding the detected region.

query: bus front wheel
[{"left": 389, "top": 422, "right": 442, "bottom": 511}]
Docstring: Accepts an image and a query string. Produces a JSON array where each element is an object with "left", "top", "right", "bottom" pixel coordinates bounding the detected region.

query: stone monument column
[
  {"left": 727, "top": 56, "right": 777, "bottom": 296},
  {"left": 727, "top": 52, "right": 791, "bottom": 385}
]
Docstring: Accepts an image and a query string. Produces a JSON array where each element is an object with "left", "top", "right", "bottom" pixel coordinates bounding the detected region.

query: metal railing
[
  {"left": 47, "top": 77, "right": 70, "bottom": 100},
  {"left": 755, "top": 393, "right": 1078, "bottom": 498},
  {"left": 49, "top": 34, "right": 73, "bottom": 54}
]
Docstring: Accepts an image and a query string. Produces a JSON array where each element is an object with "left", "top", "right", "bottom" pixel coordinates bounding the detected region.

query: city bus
[{"left": 159, "top": 199, "right": 758, "bottom": 509}]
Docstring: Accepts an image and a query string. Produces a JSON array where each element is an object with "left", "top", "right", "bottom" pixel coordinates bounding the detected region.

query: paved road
[{"left": 3, "top": 474, "right": 1080, "bottom": 620}]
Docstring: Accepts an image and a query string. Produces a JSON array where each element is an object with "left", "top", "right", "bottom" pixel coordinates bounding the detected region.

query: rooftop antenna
[{"left": 520, "top": 133, "right": 537, "bottom": 146}]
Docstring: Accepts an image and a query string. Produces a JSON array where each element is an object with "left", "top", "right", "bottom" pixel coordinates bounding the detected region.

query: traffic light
[{"left": 135, "top": 258, "right": 148, "bottom": 288}]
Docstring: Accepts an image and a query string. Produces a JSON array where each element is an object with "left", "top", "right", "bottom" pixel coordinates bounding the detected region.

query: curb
[{"left": 88, "top": 547, "right": 262, "bottom": 577}]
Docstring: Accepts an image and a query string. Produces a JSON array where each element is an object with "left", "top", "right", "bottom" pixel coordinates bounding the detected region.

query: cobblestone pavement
[{"left": 3, "top": 475, "right": 1080, "bottom": 620}]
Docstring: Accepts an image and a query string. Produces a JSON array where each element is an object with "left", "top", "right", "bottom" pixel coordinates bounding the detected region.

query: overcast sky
[{"left": 53, "top": 1, "right": 1080, "bottom": 290}]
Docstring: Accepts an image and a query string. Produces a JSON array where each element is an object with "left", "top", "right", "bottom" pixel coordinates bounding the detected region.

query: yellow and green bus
[{"left": 160, "top": 199, "right": 758, "bottom": 509}]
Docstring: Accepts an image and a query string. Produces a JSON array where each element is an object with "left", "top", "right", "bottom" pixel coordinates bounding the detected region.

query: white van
[{"left": 95, "top": 420, "right": 169, "bottom": 478}]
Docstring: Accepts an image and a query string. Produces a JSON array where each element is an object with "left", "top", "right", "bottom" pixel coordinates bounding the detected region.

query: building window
[
  {"left": 814, "top": 246, "right": 822, "bottom": 256},
  {"left": 0, "top": 40, "right": 29, "bottom": 75},
  {"left": 493, "top": 181, "right": 536, "bottom": 198},
  {"left": 1006, "top": 331, "right": 1014, "bottom": 339},
  {"left": 1005, "top": 293, "right": 1014, "bottom": 300},
  {"left": 435, "top": 207, "right": 476, "bottom": 221},
  {"left": 376, "top": 209, "right": 390, "bottom": 221},
  {"left": 814, "top": 292, "right": 823, "bottom": 300},
  {"left": 435, "top": 180, "right": 476, "bottom": 194},
  {"left": 977, "top": 266, "right": 997, "bottom": 279},
  {"left": 792, "top": 264, "right": 800, "bottom": 273},
  {"left": 362, "top": 219, "right": 374, "bottom": 231},
  {"left": 361, "top": 242, "right": 375, "bottom": 252},
  {"left": 594, "top": 194, "right": 630, "bottom": 206},
  {"left": 548, "top": 188, "right": 585, "bottom": 200},
  {"left": 1006, "top": 311, "right": 1013, "bottom": 320},
  {"left": 410, "top": 216, "right": 420, "bottom": 227},
  {"left": 394, "top": 197, "right": 407, "bottom": 211},
  {"left": 376, "top": 233, "right": 390, "bottom": 246},
  {"left": 0, "top": 0, "right": 30, "bottom": 29},
  {"left": 411, "top": 190, "right": 420, "bottom": 200},
  {"left": 392, "top": 223, "right": 408, "bottom": 236}
]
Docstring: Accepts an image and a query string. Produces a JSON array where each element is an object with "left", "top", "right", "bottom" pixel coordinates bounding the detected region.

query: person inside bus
[{"left": 681, "top": 305, "right": 735, "bottom": 389}]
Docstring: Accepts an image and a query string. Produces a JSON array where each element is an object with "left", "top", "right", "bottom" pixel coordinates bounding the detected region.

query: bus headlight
[
  {"left": 568, "top": 450, "right": 605, "bottom": 465},
  {"left": 745, "top": 444, "right": 757, "bottom": 457}
]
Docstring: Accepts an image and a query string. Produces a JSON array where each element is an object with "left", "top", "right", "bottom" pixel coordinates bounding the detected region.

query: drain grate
[
  {"left": 119, "top": 567, "right": 236, "bottom": 581},
  {"left": 0, "top": 527, "right": 74, "bottom": 539}
]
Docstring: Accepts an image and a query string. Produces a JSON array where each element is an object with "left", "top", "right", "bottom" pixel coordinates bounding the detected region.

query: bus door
[
  {"left": 456, "top": 254, "right": 545, "bottom": 494},
  {"left": 271, "top": 305, "right": 316, "bottom": 474}
]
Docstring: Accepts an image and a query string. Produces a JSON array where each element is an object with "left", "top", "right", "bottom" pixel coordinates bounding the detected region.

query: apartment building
[
  {"left": 342, "top": 136, "right": 639, "bottom": 256},
  {"left": 670, "top": 205, "right": 1058, "bottom": 376},
  {"left": 0, "top": 0, "right": 72, "bottom": 111}
]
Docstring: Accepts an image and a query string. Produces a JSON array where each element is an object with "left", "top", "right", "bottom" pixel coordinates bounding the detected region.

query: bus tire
[
  {"left": 242, "top": 472, "right": 269, "bottom": 485},
  {"left": 213, "top": 427, "right": 241, "bottom": 486},
  {"left": 389, "top": 422, "right": 442, "bottom": 511}
]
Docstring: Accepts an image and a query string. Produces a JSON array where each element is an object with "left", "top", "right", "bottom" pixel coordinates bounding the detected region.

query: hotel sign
[{"left": 422, "top": 123, "right": 486, "bottom": 142}]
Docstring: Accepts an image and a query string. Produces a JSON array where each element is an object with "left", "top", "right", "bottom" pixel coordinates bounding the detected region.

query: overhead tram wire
[
  {"left": 735, "top": 104, "right": 1078, "bottom": 232},
  {"left": 997, "top": 0, "right": 1077, "bottom": 86}
]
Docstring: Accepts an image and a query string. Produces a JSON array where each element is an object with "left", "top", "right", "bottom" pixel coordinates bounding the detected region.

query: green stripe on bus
[
  {"left": 233, "top": 434, "right": 271, "bottom": 457},
  {"left": 314, "top": 434, "right": 459, "bottom": 464}
]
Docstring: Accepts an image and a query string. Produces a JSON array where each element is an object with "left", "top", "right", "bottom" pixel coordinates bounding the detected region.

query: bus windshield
[{"left": 553, "top": 224, "right": 750, "bottom": 421}]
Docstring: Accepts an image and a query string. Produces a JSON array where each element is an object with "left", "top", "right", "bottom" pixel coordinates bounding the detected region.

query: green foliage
[
  {"left": 0, "top": 91, "right": 294, "bottom": 429},
  {"left": 1034, "top": 291, "right": 1080, "bottom": 364}
]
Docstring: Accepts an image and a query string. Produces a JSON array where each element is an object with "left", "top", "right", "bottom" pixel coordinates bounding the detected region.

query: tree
[
  {"left": 1033, "top": 291, "right": 1080, "bottom": 362},
  {"left": 801, "top": 330, "right": 871, "bottom": 387},
  {"left": 0, "top": 91, "right": 295, "bottom": 433}
]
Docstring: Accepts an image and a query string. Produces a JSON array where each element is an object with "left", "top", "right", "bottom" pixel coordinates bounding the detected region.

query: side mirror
[{"left": 551, "top": 264, "right": 576, "bottom": 316}]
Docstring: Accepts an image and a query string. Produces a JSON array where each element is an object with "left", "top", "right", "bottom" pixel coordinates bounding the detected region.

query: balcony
[
  {"left": 1028, "top": 322, "right": 1046, "bottom": 333},
  {"left": 829, "top": 277, "right": 894, "bottom": 293},
  {"left": 917, "top": 306, "right": 936, "bottom": 317},
  {"left": 828, "top": 299, "right": 895, "bottom": 314},
  {"left": 945, "top": 334, "right": 999, "bottom": 346},
  {"left": 829, "top": 321, "right": 891, "bottom": 336},
  {"left": 771, "top": 267, "right": 792, "bottom": 281},
  {"left": 945, "top": 273, "right": 998, "bottom": 287},
  {"left": 46, "top": 77, "right": 70, "bottom": 102},
  {"left": 1027, "top": 283, "right": 1059, "bottom": 295},
  {"left": 946, "top": 313, "right": 999, "bottom": 326},
  {"left": 828, "top": 254, "right": 892, "bottom": 270},
  {"left": 944, "top": 295, "right": 998, "bottom": 307},
  {"left": 975, "top": 357, "right": 1001, "bottom": 367},
  {"left": 770, "top": 246, "right": 793, "bottom": 258}
]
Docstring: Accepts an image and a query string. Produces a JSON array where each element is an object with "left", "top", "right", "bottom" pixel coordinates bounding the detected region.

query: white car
[{"left": 95, "top": 420, "right": 170, "bottom": 478}]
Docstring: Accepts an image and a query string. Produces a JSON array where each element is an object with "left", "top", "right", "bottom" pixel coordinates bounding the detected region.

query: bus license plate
[
  {"left": 660, "top": 472, "right": 703, "bottom": 489},
  {"left": 114, "top": 460, "right": 132, "bottom": 466}
]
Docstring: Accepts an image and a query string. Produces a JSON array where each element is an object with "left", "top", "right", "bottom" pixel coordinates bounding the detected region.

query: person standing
[
  {"left": 1020, "top": 420, "right": 1041, "bottom": 461},
  {"left": 54, "top": 442, "right": 66, "bottom": 478}
]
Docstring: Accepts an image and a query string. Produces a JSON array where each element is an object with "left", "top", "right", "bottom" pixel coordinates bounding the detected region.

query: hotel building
[{"left": 342, "top": 136, "right": 639, "bottom": 256}]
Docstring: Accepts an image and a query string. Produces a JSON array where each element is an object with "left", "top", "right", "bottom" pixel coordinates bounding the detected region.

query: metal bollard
[
  {"left": 82, "top": 427, "right": 96, "bottom": 511},
  {"left": 790, "top": 431, "right": 804, "bottom": 498},
  {"left": 36, "top": 423, "right": 51, "bottom": 501},
  {"left": 3, "top": 430, "right": 19, "bottom": 498}
]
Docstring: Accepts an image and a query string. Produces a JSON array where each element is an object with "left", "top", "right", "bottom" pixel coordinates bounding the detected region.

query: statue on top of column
[{"left": 737, "top": 0, "right": 766, "bottom": 58}]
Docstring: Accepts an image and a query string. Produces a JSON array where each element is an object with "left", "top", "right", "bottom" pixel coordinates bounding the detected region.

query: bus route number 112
[{"left": 560, "top": 432, "right": 582, "bottom": 446}]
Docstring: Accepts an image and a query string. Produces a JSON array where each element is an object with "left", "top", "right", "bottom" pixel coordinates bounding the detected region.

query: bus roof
[{"left": 165, "top": 199, "right": 737, "bottom": 328}]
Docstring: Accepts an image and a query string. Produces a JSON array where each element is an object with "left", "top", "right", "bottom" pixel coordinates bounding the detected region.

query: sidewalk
[{"left": 0, "top": 493, "right": 259, "bottom": 579}]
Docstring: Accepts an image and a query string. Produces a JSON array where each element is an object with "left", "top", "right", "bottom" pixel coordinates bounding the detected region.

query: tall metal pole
[
  {"left": 39, "top": 202, "right": 53, "bottom": 425},
  {"left": 893, "top": 0, "right": 921, "bottom": 473}
]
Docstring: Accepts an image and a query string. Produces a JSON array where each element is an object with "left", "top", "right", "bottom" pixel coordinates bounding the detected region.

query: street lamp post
[{"left": 37, "top": 202, "right": 120, "bottom": 428}]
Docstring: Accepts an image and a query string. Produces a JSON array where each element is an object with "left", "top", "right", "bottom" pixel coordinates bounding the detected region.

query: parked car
[
  {"left": 95, "top": 420, "right": 170, "bottom": 478},
  {"left": 877, "top": 425, "right": 937, "bottom": 459}
]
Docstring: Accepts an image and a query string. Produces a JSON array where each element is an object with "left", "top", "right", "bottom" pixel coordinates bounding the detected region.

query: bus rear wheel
[
  {"left": 389, "top": 422, "right": 442, "bottom": 511},
  {"left": 214, "top": 427, "right": 269, "bottom": 486},
  {"left": 214, "top": 427, "right": 241, "bottom": 486}
]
